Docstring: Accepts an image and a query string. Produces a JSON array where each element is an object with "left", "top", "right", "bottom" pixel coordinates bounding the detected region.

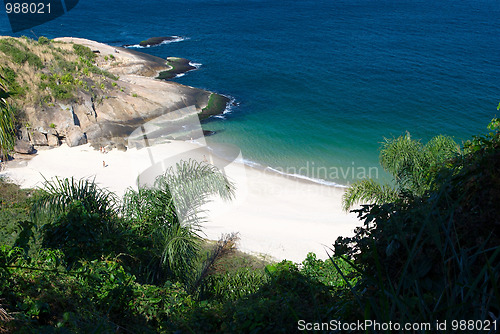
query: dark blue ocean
[{"left": 1, "top": 0, "right": 499, "bottom": 185}]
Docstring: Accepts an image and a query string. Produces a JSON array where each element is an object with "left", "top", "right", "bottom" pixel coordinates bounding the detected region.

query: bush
[
  {"left": 72, "top": 44, "right": 95, "bottom": 62},
  {"left": 0, "top": 245, "right": 195, "bottom": 332},
  {"left": 41, "top": 201, "right": 123, "bottom": 267},
  {"left": 0, "top": 179, "right": 32, "bottom": 247},
  {"left": 333, "top": 119, "right": 500, "bottom": 326},
  {"left": 38, "top": 36, "right": 50, "bottom": 45},
  {"left": 198, "top": 268, "right": 267, "bottom": 302},
  {"left": 0, "top": 66, "right": 24, "bottom": 96}
]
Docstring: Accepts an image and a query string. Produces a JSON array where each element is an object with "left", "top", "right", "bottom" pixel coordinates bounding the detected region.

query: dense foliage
[
  {"left": 342, "top": 133, "right": 460, "bottom": 211},
  {"left": 335, "top": 118, "right": 500, "bottom": 329},
  {"left": 0, "top": 74, "right": 16, "bottom": 160}
]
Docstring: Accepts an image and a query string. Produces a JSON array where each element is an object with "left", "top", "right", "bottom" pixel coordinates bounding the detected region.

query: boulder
[
  {"left": 47, "top": 134, "right": 60, "bottom": 147},
  {"left": 48, "top": 128, "right": 59, "bottom": 136},
  {"left": 138, "top": 36, "right": 176, "bottom": 47},
  {"left": 20, "top": 127, "right": 30, "bottom": 141},
  {"left": 31, "top": 131, "right": 48, "bottom": 146},
  {"left": 115, "top": 143, "right": 127, "bottom": 152},
  {"left": 65, "top": 126, "right": 88, "bottom": 147},
  {"left": 36, "top": 126, "right": 48, "bottom": 135},
  {"left": 14, "top": 139, "right": 35, "bottom": 154}
]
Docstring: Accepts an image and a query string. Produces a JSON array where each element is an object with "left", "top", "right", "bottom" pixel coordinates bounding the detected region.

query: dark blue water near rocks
[{"left": 1, "top": 0, "right": 498, "bottom": 184}]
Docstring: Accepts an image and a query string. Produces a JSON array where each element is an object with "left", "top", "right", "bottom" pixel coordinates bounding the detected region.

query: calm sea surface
[{"left": 1, "top": 0, "right": 498, "bottom": 185}]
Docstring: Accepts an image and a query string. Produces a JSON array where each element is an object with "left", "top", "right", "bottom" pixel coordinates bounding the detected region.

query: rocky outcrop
[
  {"left": 65, "top": 126, "right": 87, "bottom": 147},
  {"left": 14, "top": 139, "right": 35, "bottom": 154},
  {"left": 9, "top": 37, "right": 229, "bottom": 152},
  {"left": 47, "top": 134, "right": 60, "bottom": 147},
  {"left": 30, "top": 131, "right": 48, "bottom": 146},
  {"left": 157, "top": 57, "right": 196, "bottom": 80},
  {"left": 137, "top": 36, "right": 178, "bottom": 47}
]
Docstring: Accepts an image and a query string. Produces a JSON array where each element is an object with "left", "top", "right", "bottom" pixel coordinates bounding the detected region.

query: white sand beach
[{"left": 1, "top": 140, "right": 361, "bottom": 263}]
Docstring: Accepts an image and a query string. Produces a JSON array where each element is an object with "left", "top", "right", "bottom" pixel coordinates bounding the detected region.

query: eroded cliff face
[{"left": 0, "top": 36, "right": 227, "bottom": 153}]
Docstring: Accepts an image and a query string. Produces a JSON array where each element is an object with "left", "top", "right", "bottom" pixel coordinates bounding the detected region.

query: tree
[
  {"left": 342, "top": 133, "right": 459, "bottom": 211},
  {"left": 122, "top": 159, "right": 235, "bottom": 281},
  {"left": 32, "top": 176, "right": 118, "bottom": 223},
  {"left": 0, "top": 74, "right": 15, "bottom": 162}
]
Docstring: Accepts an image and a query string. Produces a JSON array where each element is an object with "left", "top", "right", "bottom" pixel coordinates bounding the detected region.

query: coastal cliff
[{"left": 0, "top": 36, "right": 228, "bottom": 153}]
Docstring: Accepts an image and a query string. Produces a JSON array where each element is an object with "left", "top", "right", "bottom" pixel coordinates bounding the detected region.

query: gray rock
[
  {"left": 116, "top": 143, "right": 127, "bottom": 152},
  {"left": 84, "top": 96, "right": 96, "bottom": 117},
  {"left": 37, "top": 126, "right": 48, "bottom": 135},
  {"left": 31, "top": 131, "right": 48, "bottom": 146},
  {"left": 65, "top": 126, "right": 87, "bottom": 147},
  {"left": 14, "top": 140, "right": 35, "bottom": 154},
  {"left": 47, "top": 134, "right": 60, "bottom": 147},
  {"left": 20, "top": 127, "right": 30, "bottom": 141},
  {"left": 48, "top": 128, "right": 59, "bottom": 136}
]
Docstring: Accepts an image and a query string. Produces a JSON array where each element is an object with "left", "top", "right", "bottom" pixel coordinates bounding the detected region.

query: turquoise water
[{"left": 1, "top": 0, "right": 498, "bottom": 185}]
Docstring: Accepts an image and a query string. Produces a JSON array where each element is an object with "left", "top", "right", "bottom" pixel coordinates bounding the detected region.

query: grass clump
[
  {"left": 0, "top": 38, "right": 43, "bottom": 69},
  {"left": 72, "top": 44, "right": 95, "bottom": 62}
]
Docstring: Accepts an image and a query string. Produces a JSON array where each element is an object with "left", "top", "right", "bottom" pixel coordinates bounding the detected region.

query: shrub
[
  {"left": 38, "top": 36, "right": 50, "bottom": 45},
  {"left": 333, "top": 119, "right": 500, "bottom": 326},
  {"left": 198, "top": 268, "right": 267, "bottom": 302},
  {"left": 60, "top": 73, "right": 73, "bottom": 84},
  {"left": 40, "top": 201, "right": 121, "bottom": 267},
  {"left": 72, "top": 44, "right": 95, "bottom": 62},
  {"left": 1, "top": 67, "right": 24, "bottom": 96}
]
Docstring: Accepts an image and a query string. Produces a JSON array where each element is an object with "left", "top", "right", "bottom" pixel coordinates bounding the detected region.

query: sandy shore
[{"left": 1, "top": 140, "right": 361, "bottom": 263}]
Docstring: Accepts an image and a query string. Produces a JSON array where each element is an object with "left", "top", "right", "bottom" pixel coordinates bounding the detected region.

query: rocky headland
[{"left": 0, "top": 36, "right": 229, "bottom": 156}]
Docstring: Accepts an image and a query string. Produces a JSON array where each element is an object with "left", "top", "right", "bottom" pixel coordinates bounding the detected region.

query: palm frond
[
  {"left": 154, "top": 159, "right": 235, "bottom": 227},
  {"left": 32, "top": 176, "right": 118, "bottom": 223},
  {"left": 122, "top": 186, "right": 177, "bottom": 231},
  {"left": 122, "top": 159, "right": 236, "bottom": 282},
  {"left": 379, "top": 132, "right": 427, "bottom": 183},
  {"left": 424, "top": 134, "right": 460, "bottom": 163},
  {"left": 0, "top": 75, "right": 15, "bottom": 159},
  {"left": 342, "top": 179, "right": 399, "bottom": 212},
  {"left": 160, "top": 222, "right": 200, "bottom": 279},
  {"left": 189, "top": 232, "right": 239, "bottom": 293}
]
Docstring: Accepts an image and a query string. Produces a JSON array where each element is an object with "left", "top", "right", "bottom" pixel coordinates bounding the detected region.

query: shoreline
[{"left": 1, "top": 141, "right": 361, "bottom": 263}]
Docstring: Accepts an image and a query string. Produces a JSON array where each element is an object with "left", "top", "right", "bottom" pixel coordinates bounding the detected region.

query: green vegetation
[
  {"left": 334, "top": 118, "right": 500, "bottom": 328},
  {"left": 0, "top": 37, "right": 119, "bottom": 113},
  {"left": 72, "top": 43, "right": 96, "bottom": 62},
  {"left": 0, "top": 75, "right": 15, "bottom": 160},
  {"left": 343, "top": 133, "right": 460, "bottom": 211},
  {"left": 37, "top": 36, "right": 50, "bottom": 45},
  {"left": 1, "top": 66, "right": 25, "bottom": 97},
  {"left": 0, "top": 38, "right": 43, "bottom": 69}
]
